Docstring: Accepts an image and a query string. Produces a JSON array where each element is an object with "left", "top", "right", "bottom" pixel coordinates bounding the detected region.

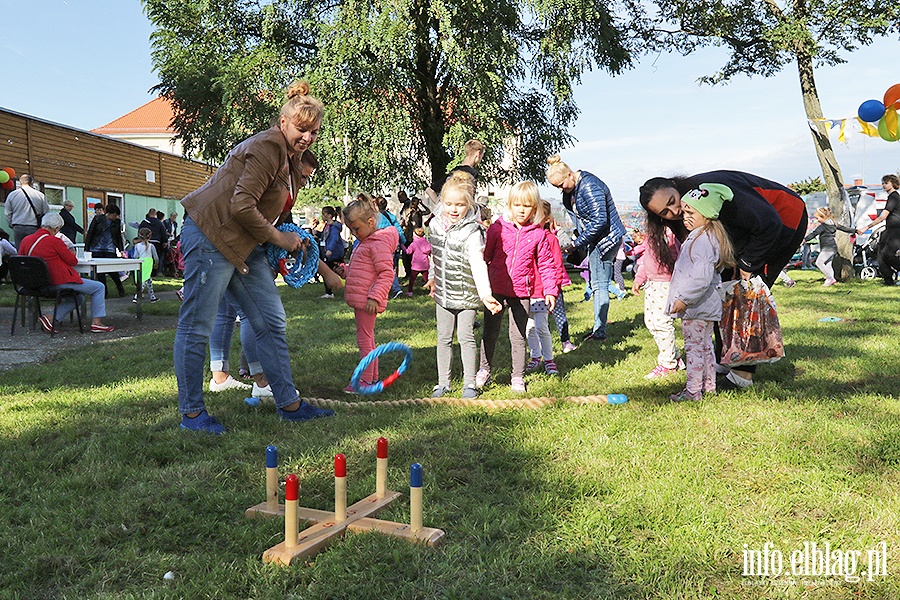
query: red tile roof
[{"left": 91, "top": 97, "right": 176, "bottom": 135}]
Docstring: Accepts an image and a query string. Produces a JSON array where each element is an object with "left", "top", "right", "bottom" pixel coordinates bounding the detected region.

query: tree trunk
[
  {"left": 411, "top": 0, "right": 450, "bottom": 185},
  {"left": 795, "top": 52, "right": 855, "bottom": 279}
]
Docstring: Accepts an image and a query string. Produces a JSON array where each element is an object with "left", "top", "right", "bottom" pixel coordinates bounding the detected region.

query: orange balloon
[
  {"left": 884, "top": 83, "right": 900, "bottom": 110},
  {"left": 3, "top": 167, "right": 15, "bottom": 181}
]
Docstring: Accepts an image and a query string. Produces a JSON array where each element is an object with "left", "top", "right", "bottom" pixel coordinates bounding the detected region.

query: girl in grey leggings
[
  {"left": 424, "top": 171, "right": 501, "bottom": 398},
  {"left": 804, "top": 207, "right": 856, "bottom": 286}
]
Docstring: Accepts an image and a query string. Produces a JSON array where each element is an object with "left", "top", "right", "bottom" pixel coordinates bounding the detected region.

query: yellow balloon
[{"left": 878, "top": 110, "right": 900, "bottom": 141}]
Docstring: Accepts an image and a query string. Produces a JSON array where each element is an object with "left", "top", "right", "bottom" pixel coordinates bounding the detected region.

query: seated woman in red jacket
[{"left": 18, "top": 213, "right": 114, "bottom": 333}]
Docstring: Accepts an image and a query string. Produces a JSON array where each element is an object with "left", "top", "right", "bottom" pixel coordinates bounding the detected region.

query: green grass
[{"left": 1, "top": 269, "right": 899, "bottom": 599}]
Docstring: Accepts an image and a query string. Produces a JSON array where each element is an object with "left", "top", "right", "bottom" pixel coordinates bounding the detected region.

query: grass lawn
[{"left": 1, "top": 269, "right": 898, "bottom": 599}]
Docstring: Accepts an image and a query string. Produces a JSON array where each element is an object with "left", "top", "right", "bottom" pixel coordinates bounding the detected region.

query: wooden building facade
[{"left": 0, "top": 107, "right": 215, "bottom": 240}]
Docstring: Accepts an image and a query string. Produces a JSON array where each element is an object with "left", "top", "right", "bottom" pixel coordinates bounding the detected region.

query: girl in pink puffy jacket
[
  {"left": 477, "top": 182, "right": 559, "bottom": 394},
  {"left": 403, "top": 227, "right": 431, "bottom": 295},
  {"left": 342, "top": 198, "right": 399, "bottom": 392}
]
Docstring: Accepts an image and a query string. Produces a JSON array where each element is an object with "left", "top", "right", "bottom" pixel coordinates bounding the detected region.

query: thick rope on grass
[{"left": 301, "top": 394, "right": 623, "bottom": 410}]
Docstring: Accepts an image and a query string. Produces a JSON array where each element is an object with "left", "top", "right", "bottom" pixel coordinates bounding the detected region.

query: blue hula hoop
[
  {"left": 350, "top": 342, "right": 413, "bottom": 395},
  {"left": 264, "top": 223, "right": 320, "bottom": 288}
]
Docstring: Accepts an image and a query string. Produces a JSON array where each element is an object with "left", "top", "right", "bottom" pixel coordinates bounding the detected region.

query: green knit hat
[{"left": 682, "top": 183, "right": 734, "bottom": 219}]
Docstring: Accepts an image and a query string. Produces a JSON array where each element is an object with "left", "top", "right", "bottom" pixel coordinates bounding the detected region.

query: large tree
[
  {"left": 644, "top": 0, "right": 899, "bottom": 279},
  {"left": 144, "top": 0, "right": 637, "bottom": 191}
]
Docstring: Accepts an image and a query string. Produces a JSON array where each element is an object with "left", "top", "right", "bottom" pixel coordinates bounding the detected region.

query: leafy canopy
[
  {"left": 144, "top": 0, "right": 636, "bottom": 188},
  {"left": 644, "top": 0, "right": 900, "bottom": 83}
]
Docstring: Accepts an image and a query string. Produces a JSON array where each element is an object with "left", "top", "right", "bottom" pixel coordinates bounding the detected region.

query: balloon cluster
[
  {"left": 0, "top": 167, "right": 15, "bottom": 190},
  {"left": 857, "top": 84, "right": 900, "bottom": 141}
]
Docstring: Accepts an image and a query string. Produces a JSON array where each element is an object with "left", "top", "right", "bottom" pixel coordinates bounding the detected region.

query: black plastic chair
[{"left": 9, "top": 256, "right": 84, "bottom": 336}]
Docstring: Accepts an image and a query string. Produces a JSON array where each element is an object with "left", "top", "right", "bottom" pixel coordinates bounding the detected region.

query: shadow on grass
[{"left": 0, "top": 389, "right": 645, "bottom": 598}]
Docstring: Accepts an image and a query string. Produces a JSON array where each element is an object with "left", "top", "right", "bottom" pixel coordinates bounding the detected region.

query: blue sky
[{"left": 2, "top": 0, "right": 898, "bottom": 206}]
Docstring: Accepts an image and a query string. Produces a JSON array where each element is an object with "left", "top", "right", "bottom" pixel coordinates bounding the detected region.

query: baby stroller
[{"left": 854, "top": 221, "right": 884, "bottom": 280}]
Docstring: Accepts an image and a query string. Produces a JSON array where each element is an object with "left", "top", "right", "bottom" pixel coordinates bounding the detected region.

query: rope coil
[{"left": 264, "top": 223, "right": 319, "bottom": 288}]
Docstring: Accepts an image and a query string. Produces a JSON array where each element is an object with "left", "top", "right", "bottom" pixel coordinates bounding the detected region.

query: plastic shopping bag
[{"left": 718, "top": 276, "right": 785, "bottom": 366}]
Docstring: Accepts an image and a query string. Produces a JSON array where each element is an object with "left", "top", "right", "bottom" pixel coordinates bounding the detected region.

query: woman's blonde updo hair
[
  {"left": 281, "top": 80, "right": 325, "bottom": 126},
  {"left": 546, "top": 154, "right": 572, "bottom": 182}
]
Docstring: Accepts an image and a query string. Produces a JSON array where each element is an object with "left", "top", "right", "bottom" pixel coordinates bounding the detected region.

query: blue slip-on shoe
[
  {"left": 432, "top": 385, "right": 451, "bottom": 398},
  {"left": 462, "top": 385, "right": 479, "bottom": 399},
  {"left": 278, "top": 401, "right": 335, "bottom": 422},
  {"left": 179, "top": 410, "right": 226, "bottom": 434}
]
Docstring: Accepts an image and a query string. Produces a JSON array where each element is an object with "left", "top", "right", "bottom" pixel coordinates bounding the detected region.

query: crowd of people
[{"left": 2, "top": 80, "right": 898, "bottom": 435}]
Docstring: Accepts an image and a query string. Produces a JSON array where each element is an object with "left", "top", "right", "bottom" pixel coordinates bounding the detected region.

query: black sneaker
[
  {"left": 582, "top": 331, "right": 606, "bottom": 342},
  {"left": 716, "top": 373, "right": 752, "bottom": 391}
]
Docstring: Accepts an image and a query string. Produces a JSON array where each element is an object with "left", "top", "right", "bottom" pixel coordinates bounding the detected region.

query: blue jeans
[
  {"left": 588, "top": 243, "right": 617, "bottom": 337},
  {"left": 209, "top": 298, "right": 260, "bottom": 375},
  {"left": 174, "top": 217, "right": 297, "bottom": 414},
  {"left": 389, "top": 250, "right": 402, "bottom": 296},
  {"left": 51, "top": 278, "right": 106, "bottom": 320}
]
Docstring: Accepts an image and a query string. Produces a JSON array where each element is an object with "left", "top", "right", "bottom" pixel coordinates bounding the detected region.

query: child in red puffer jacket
[{"left": 342, "top": 197, "right": 399, "bottom": 393}]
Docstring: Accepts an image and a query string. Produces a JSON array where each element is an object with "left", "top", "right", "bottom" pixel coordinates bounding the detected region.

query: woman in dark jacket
[
  {"left": 84, "top": 203, "right": 125, "bottom": 297},
  {"left": 857, "top": 174, "right": 900, "bottom": 285},
  {"left": 639, "top": 170, "right": 806, "bottom": 390}
]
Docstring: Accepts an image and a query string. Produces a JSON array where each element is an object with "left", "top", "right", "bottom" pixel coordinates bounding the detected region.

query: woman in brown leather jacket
[{"left": 174, "top": 81, "right": 342, "bottom": 433}]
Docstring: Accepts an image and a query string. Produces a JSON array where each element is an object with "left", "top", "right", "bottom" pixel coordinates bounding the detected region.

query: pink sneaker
[
  {"left": 644, "top": 364, "right": 676, "bottom": 380},
  {"left": 823, "top": 278, "right": 837, "bottom": 287},
  {"left": 561, "top": 341, "right": 576, "bottom": 353},
  {"left": 510, "top": 377, "right": 527, "bottom": 393}
]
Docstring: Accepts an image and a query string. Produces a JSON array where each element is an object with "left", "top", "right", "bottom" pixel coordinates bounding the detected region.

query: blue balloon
[{"left": 858, "top": 99, "right": 886, "bottom": 123}]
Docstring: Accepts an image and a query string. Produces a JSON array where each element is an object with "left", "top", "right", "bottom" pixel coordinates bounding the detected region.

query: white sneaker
[
  {"left": 209, "top": 375, "right": 252, "bottom": 392},
  {"left": 252, "top": 382, "right": 274, "bottom": 398},
  {"left": 320, "top": 293, "right": 334, "bottom": 299}
]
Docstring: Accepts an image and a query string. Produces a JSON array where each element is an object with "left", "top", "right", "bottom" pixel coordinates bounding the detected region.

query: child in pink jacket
[
  {"left": 477, "top": 182, "right": 559, "bottom": 393},
  {"left": 403, "top": 227, "right": 431, "bottom": 295},
  {"left": 342, "top": 198, "right": 399, "bottom": 392},
  {"left": 632, "top": 227, "right": 683, "bottom": 379}
]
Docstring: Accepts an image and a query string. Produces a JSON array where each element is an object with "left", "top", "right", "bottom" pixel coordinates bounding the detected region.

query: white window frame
[{"left": 43, "top": 184, "right": 67, "bottom": 212}]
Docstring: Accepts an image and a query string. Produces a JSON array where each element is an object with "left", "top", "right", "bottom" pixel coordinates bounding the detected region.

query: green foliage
[
  {"left": 143, "top": 0, "right": 636, "bottom": 188},
  {"left": 647, "top": 0, "right": 900, "bottom": 83},
  {"left": 294, "top": 180, "right": 347, "bottom": 208},
  {"left": 789, "top": 176, "right": 825, "bottom": 195},
  {"left": 143, "top": 0, "right": 318, "bottom": 161}
]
